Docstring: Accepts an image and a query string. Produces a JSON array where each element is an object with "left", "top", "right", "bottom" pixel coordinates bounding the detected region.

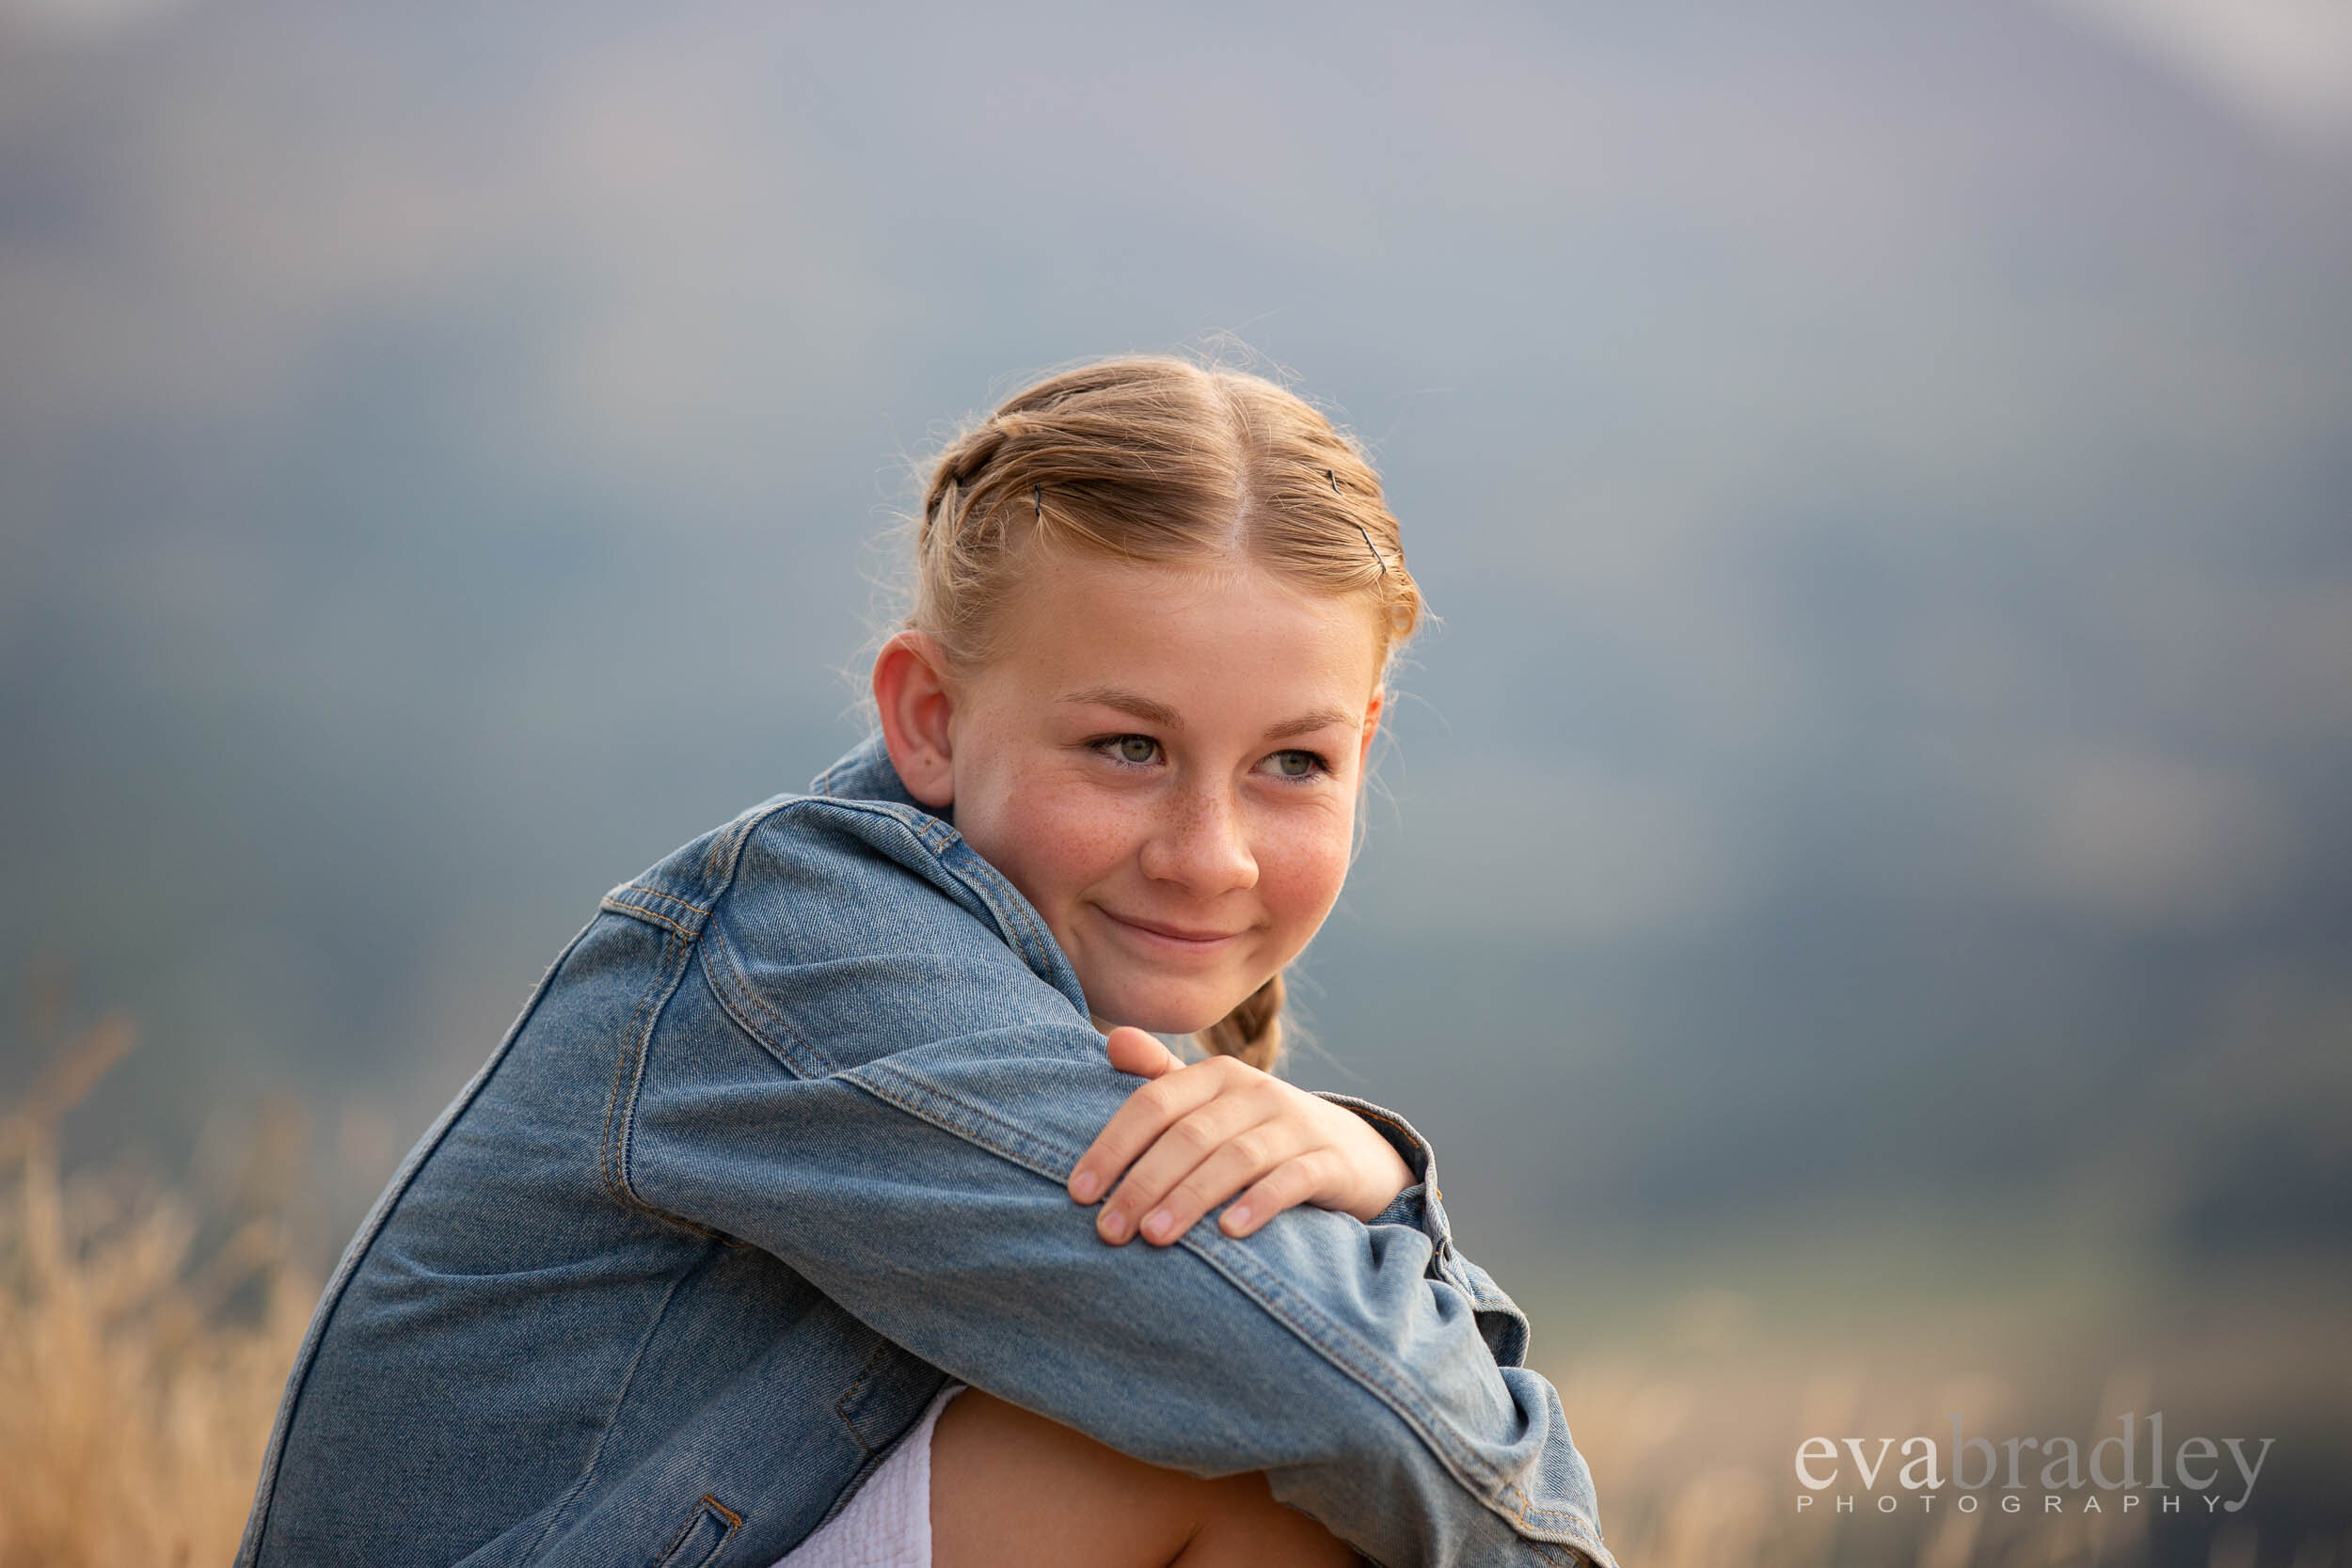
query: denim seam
[
  {"left": 602, "top": 899, "right": 694, "bottom": 941},
  {"left": 1187, "top": 1239, "right": 1521, "bottom": 1512},
  {"left": 831, "top": 1335, "right": 899, "bottom": 1454},
  {"left": 650, "top": 1493, "right": 741, "bottom": 1568},
  {"left": 847, "top": 1060, "right": 1604, "bottom": 1549},
  {"left": 232, "top": 913, "right": 603, "bottom": 1568},
  {"left": 765, "top": 797, "right": 1065, "bottom": 990},
  {"left": 800, "top": 1412, "right": 902, "bottom": 1538},
  {"left": 627, "top": 795, "right": 977, "bottom": 937},
  {"left": 939, "top": 843, "right": 1053, "bottom": 973},
  {"left": 596, "top": 928, "right": 731, "bottom": 1242},
  {"left": 606, "top": 882, "right": 713, "bottom": 923},
  {"left": 693, "top": 797, "right": 811, "bottom": 910},
  {"left": 595, "top": 787, "right": 1609, "bottom": 1560},
  {"left": 597, "top": 927, "right": 671, "bottom": 1211},
  {"left": 850, "top": 1058, "right": 1086, "bottom": 1175},
  {"left": 812, "top": 804, "right": 1002, "bottom": 931},
  {"left": 696, "top": 794, "right": 1081, "bottom": 1012},
  {"left": 698, "top": 923, "right": 841, "bottom": 1080},
  {"left": 516, "top": 1243, "right": 719, "bottom": 1561}
]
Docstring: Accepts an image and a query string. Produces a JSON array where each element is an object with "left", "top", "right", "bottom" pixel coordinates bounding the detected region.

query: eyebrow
[{"left": 1059, "top": 686, "right": 1356, "bottom": 742}]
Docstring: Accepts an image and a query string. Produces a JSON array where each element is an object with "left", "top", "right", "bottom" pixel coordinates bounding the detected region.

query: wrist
[{"left": 1340, "top": 1129, "right": 1415, "bottom": 1222}]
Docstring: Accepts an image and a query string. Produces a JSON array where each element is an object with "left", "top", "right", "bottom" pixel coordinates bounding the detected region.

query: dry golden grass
[
  {"left": 1533, "top": 1286, "right": 2352, "bottom": 1568},
  {"left": 0, "top": 1011, "right": 314, "bottom": 1568},
  {"left": 3, "top": 994, "right": 2340, "bottom": 1567}
]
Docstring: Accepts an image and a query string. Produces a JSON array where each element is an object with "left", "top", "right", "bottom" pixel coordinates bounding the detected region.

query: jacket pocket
[{"left": 649, "top": 1494, "right": 741, "bottom": 1568}]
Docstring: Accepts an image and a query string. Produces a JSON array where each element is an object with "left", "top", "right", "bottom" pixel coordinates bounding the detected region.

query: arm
[
  {"left": 1069, "top": 1036, "right": 1528, "bottom": 1369},
  {"left": 1070, "top": 1028, "right": 1413, "bottom": 1244},
  {"left": 613, "top": 802, "right": 1613, "bottom": 1568}
]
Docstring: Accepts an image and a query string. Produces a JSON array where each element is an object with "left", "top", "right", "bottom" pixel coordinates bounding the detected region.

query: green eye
[
  {"left": 1269, "top": 751, "right": 1318, "bottom": 778},
  {"left": 1116, "top": 736, "right": 1157, "bottom": 764}
]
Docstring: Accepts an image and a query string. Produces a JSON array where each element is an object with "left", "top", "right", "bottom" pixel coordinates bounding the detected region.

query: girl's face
[{"left": 875, "top": 550, "right": 1385, "bottom": 1036}]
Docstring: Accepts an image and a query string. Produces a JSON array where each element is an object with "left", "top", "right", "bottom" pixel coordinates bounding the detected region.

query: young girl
[{"left": 235, "top": 357, "right": 1615, "bottom": 1568}]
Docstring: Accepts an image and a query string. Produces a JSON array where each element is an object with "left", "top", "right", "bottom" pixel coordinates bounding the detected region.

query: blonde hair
[{"left": 898, "top": 355, "right": 1426, "bottom": 1069}]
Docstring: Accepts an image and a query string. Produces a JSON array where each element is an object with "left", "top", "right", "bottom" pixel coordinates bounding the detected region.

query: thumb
[{"left": 1103, "top": 1025, "right": 1184, "bottom": 1081}]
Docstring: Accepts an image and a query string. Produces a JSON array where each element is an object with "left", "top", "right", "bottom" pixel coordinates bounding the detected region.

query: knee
[
  {"left": 1172, "top": 1470, "right": 1366, "bottom": 1568},
  {"left": 930, "top": 1390, "right": 1362, "bottom": 1568}
]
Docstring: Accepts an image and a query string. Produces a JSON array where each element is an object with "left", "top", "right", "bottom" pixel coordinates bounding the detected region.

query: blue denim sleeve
[
  {"left": 613, "top": 801, "right": 1613, "bottom": 1568},
  {"left": 1309, "top": 1092, "right": 1534, "bottom": 1371}
]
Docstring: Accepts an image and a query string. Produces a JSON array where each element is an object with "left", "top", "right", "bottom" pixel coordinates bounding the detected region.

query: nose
[{"left": 1138, "top": 779, "right": 1259, "bottom": 896}]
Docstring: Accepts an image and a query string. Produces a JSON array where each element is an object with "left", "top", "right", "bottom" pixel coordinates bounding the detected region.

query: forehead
[{"left": 978, "top": 550, "right": 1385, "bottom": 710}]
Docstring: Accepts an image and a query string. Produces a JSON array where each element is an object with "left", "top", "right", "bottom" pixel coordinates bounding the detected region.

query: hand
[{"left": 1068, "top": 1027, "right": 1415, "bottom": 1246}]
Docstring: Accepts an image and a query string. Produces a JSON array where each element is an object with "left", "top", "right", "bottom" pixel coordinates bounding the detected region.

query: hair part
[{"left": 898, "top": 354, "right": 1427, "bottom": 1069}]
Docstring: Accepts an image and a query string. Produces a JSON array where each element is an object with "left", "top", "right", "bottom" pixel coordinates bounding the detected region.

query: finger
[
  {"left": 1103, "top": 1026, "right": 1182, "bottom": 1082},
  {"left": 1096, "top": 1085, "right": 1285, "bottom": 1245},
  {"left": 1068, "top": 1057, "right": 1234, "bottom": 1212},
  {"left": 1136, "top": 1119, "right": 1312, "bottom": 1246},
  {"left": 1218, "top": 1150, "right": 1346, "bottom": 1238}
]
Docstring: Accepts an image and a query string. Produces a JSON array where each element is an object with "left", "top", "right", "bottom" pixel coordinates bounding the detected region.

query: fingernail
[
  {"left": 1100, "top": 1211, "right": 1131, "bottom": 1243},
  {"left": 1224, "top": 1204, "right": 1251, "bottom": 1232},
  {"left": 1143, "top": 1209, "right": 1174, "bottom": 1243},
  {"left": 1070, "top": 1170, "right": 1100, "bottom": 1203}
]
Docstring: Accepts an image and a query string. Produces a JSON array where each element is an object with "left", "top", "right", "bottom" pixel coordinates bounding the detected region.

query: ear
[
  {"left": 1356, "top": 684, "right": 1385, "bottom": 773},
  {"left": 871, "top": 630, "right": 959, "bottom": 810}
]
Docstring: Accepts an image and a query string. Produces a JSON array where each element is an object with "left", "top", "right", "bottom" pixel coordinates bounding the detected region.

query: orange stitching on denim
[
  {"left": 594, "top": 928, "right": 733, "bottom": 1244},
  {"left": 700, "top": 924, "right": 836, "bottom": 1078},
  {"left": 1493, "top": 1459, "right": 1607, "bottom": 1538},
  {"left": 653, "top": 1510, "right": 694, "bottom": 1565},
  {"left": 947, "top": 845, "right": 1061, "bottom": 975},
  {"left": 1336, "top": 1101, "right": 1419, "bottom": 1144},
  {"left": 755, "top": 801, "right": 1040, "bottom": 984},
  {"left": 601, "top": 897, "right": 693, "bottom": 941},
  {"left": 1497, "top": 1467, "right": 1604, "bottom": 1535},
  {"left": 613, "top": 883, "right": 712, "bottom": 919},
  {"left": 844, "top": 1061, "right": 1599, "bottom": 1549},
  {"left": 854, "top": 1061, "right": 1082, "bottom": 1173},
  {"left": 1170, "top": 1193, "right": 1552, "bottom": 1509},
  {"left": 800, "top": 797, "right": 1053, "bottom": 980},
  {"left": 596, "top": 927, "right": 671, "bottom": 1211},
  {"left": 653, "top": 1494, "right": 740, "bottom": 1566},
  {"left": 831, "top": 1337, "right": 898, "bottom": 1453},
  {"left": 1192, "top": 1237, "right": 1509, "bottom": 1500}
]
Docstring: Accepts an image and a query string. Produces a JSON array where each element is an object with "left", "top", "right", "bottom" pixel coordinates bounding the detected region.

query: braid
[{"left": 1195, "top": 970, "right": 1284, "bottom": 1071}]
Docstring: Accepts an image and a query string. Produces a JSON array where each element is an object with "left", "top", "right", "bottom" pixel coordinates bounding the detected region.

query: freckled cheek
[
  {"left": 1253, "top": 821, "right": 1356, "bottom": 930},
  {"left": 999, "top": 794, "right": 1140, "bottom": 900}
]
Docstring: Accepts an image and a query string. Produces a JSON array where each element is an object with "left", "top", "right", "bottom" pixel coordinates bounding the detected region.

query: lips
[{"left": 1098, "top": 910, "right": 1248, "bottom": 945}]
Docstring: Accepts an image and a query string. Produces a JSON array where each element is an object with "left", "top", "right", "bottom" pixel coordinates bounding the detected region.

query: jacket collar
[{"left": 810, "top": 729, "right": 949, "bottom": 822}]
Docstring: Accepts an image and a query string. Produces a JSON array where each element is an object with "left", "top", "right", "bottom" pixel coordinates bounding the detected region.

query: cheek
[
  {"left": 976, "top": 781, "right": 1136, "bottom": 900},
  {"left": 1255, "top": 807, "right": 1356, "bottom": 925}
]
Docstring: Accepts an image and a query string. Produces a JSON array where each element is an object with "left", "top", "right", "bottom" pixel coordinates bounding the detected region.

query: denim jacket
[{"left": 235, "top": 733, "right": 1615, "bottom": 1568}]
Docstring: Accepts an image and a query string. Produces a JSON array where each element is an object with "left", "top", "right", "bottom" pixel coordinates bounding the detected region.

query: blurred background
[{"left": 2, "top": 2, "right": 2347, "bottom": 1564}]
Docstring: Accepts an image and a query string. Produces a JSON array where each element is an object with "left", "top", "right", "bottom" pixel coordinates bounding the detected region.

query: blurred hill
[{"left": 2, "top": 0, "right": 2347, "bottom": 1384}]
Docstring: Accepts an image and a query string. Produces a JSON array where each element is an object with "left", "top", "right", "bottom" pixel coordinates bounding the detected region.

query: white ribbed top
[{"left": 771, "top": 1383, "right": 967, "bottom": 1568}]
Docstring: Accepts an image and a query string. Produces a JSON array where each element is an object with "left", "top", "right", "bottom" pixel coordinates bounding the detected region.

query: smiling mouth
[{"left": 1098, "top": 909, "right": 1248, "bottom": 946}]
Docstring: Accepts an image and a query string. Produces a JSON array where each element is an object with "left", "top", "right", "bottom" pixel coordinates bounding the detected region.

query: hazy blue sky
[{"left": 3, "top": 1, "right": 2347, "bottom": 1277}]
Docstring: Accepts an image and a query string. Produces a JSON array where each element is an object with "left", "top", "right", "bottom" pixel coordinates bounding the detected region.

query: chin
[{"left": 1091, "top": 975, "right": 1248, "bottom": 1037}]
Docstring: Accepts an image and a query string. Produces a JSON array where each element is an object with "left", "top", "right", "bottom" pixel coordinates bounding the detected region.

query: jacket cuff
[
  {"left": 1311, "top": 1090, "right": 1537, "bottom": 1369},
  {"left": 1310, "top": 1090, "right": 1452, "bottom": 1248}
]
